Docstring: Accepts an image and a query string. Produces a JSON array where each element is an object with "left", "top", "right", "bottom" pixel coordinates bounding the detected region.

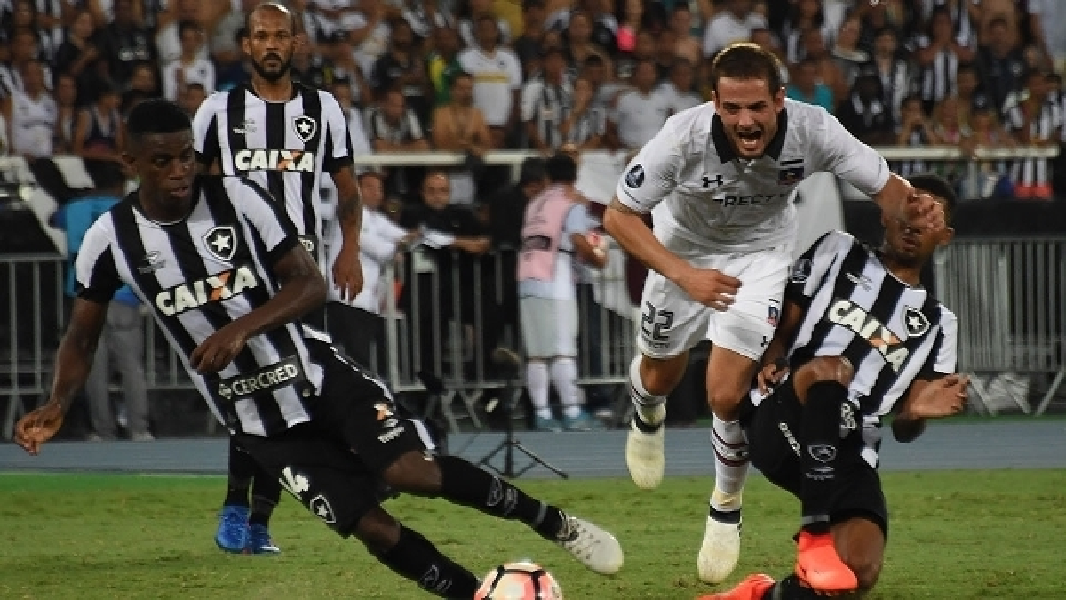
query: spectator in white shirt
[
  {"left": 656, "top": 59, "right": 703, "bottom": 115},
  {"left": 162, "top": 20, "right": 215, "bottom": 101},
  {"left": 459, "top": 15, "right": 523, "bottom": 148},
  {"left": 608, "top": 59, "right": 671, "bottom": 149},
  {"left": 702, "top": 0, "right": 767, "bottom": 58},
  {"left": 325, "top": 171, "right": 417, "bottom": 373}
]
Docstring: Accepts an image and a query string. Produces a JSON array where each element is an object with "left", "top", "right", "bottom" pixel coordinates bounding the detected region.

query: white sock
[
  {"left": 710, "top": 414, "right": 749, "bottom": 512},
  {"left": 629, "top": 355, "right": 667, "bottom": 425},
  {"left": 550, "top": 357, "right": 583, "bottom": 419},
  {"left": 526, "top": 362, "right": 552, "bottom": 420}
]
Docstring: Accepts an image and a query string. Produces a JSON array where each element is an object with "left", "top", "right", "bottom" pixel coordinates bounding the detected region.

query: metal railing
[
  {"left": 2, "top": 148, "right": 1064, "bottom": 438},
  {"left": 933, "top": 238, "right": 1066, "bottom": 415}
]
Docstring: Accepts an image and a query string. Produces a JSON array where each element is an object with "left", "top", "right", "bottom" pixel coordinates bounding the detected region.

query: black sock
[
  {"left": 436, "top": 455, "right": 566, "bottom": 540},
  {"left": 800, "top": 381, "right": 848, "bottom": 535},
  {"left": 375, "top": 525, "right": 480, "bottom": 599},
  {"left": 762, "top": 574, "right": 824, "bottom": 599},
  {"left": 249, "top": 462, "right": 281, "bottom": 527},
  {"left": 225, "top": 437, "right": 255, "bottom": 507}
]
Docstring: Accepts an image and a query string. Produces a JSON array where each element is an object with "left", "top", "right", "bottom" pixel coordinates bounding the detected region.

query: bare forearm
[
  {"left": 232, "top": 272, "right": 327, "bottom": 339},
  {"left": 51, "top": 328, "right": 99, "bottom": 413},
  {"left": 337, "top": 189, "right": 363, "bottom": 249},
  {"left": 871, "top": 172, "right": 910, "bottom": 213},
  {"left": 602, "top": 200, "right": 689, "bottom": 282}
]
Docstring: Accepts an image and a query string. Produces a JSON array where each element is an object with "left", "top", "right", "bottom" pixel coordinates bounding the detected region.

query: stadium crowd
[{"left": 0, "top": 0, "right": 1064, "bottom": 198}]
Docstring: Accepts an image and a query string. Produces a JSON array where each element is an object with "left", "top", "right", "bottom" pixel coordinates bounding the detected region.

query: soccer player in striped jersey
[
  {"left": 604, "top": 42, "right": 946, "bottom": 584},
  {"left": 192, "top": 2, "right": 364, "bottom": 554},
  {"left": 14, "top": 100, "right": 624, "bottom": 599},
  {"left": 700, "top": 174, "right": 968, "bottom": 600}
]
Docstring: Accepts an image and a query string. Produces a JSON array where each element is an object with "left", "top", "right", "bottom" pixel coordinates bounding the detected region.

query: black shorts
[
  {"left": 740, "top": 379, "right": 889, "bottom": 536},
  {"left": 234, "top": 340, "right": 435, "bottom": 537}
]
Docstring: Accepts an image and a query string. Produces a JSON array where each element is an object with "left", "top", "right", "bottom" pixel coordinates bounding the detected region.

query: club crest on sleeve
[
  {"left": 203, "top": 226, "right": 237, "bottom": 262},
  {"left": 790, "top": 258, "right": 812, "bottom": 283},
  {"left": 778, "top": 166, "right": 804, "bottom": 185},
  {"left": 767, "top": 305, "right": 779, "bottom": 327},
  {"left": 292, "top": 114, "right": 317, "bottom": 143},
  {"left": 625, "top": 164, "right": 644, "bottom": 188},
  {"left": 904, "top": 307, "right": 930, "bottom": 338}
]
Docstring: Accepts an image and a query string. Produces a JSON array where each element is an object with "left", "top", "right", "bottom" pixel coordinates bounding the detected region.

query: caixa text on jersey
[
  {"left": 155, "top": 265, "right": 260, "bottom": 317},
  {"left": 233, "top": 149, "right": 316, "bottom": 172}
]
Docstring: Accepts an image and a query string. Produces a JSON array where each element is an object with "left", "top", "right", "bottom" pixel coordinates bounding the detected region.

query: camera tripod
[{"left": 477, "top": 348, "right": 568, "bottom": 479}]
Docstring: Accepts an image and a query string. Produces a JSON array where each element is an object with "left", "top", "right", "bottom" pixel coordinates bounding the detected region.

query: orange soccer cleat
[
  {"left": 794, "top": 531, "right": 858, "bottom": 593},
  {"left": 695, "top": 573, "right": 776, "bottom": 600}
]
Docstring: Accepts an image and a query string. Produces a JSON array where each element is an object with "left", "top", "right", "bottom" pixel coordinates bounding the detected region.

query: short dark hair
[
  {"left": 710, "top": 42, "right": 784, "bottom": 95},
  {"left": 177, "top": 18, "right": 201, "bottom": 38},
  {"left": 907, "top": 173, "right": 957, "bottom": 221},
  {"left": 126, "top": 98, "right": 192, "bottom": 144},
  {"left": 545, "top": 153, "right": 577, "bottom": 183},
  {"left": 245, "top": 2, "right": 297, "bottom": 35}
]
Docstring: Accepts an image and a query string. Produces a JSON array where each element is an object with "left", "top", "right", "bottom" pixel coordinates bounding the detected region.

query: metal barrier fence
[
  {"left": 933, "top": 238, "right": 1066, "bottom": 415},
  {"left": 1, "top": 148, "right": 1064, "bottom": 438}
]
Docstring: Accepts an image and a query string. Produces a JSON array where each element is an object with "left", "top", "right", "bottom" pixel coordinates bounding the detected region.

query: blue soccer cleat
[
  {"left": 246, "top": 523, "right": 281, "bottom": 555},
  {"left": 215, "top": 504, "right": 249, "bottom": 553}
]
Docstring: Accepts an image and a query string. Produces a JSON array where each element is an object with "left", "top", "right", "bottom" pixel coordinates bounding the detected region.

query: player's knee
[
  {"left": 794, "top": 356, "right": 854, "bottom": 401},
  {"left": 354, "top": 507, "right": 402, "bottom": 553},
  {"left": 382, "top": 450, "right": 442, "bottom": 495},
  {"left": 706, "top": 385, "right": 745, "bottom": 416}
]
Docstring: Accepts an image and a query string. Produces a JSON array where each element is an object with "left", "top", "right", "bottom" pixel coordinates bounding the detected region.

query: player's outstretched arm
[
  {"left": 604, "top": 199, "right": 739, "bottom": 311},
  {"left": 891, "top": 374, "right": 969, "bottom": 443},
  {"left": 872, "top": 173, "right": 945, "bottom": 233},
  {"left": 190, "top": 243, "right": 327, "bottom": 373},
  {"left": 15, "top": 299, "right": 108, "bottom": 454}
]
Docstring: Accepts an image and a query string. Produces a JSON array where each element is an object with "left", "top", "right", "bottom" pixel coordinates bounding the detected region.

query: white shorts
[
  {"left": 520, "top": 297, "right": 579, "bottom": 358},
  {"left": 636, "top": 246, "right": 792, "bottom": 362}
]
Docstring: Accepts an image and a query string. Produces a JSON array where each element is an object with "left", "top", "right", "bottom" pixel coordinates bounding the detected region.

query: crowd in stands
[{"left": 0, "top": 0, "right": 1064, "bottom": 199}]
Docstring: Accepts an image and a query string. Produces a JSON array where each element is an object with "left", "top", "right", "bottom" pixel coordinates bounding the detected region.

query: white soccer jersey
[
  {"left": 458, "top": 47, "right": 522, "bottom": 127},
  {"left": 615, "top": 99, "right": 891, "bottom": 254}
]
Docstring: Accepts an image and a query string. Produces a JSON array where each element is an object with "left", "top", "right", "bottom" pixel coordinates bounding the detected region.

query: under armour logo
[{"left": 703, "top": 174, "right": 724, "bottom": 188}]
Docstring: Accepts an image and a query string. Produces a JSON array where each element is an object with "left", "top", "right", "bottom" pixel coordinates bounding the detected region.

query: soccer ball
[{"left": 474, "top": 562, "right": 563, "bottom": 600}]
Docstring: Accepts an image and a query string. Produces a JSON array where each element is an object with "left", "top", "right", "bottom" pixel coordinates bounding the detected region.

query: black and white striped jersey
[
  {"left": 778, "top": 230, "right": 957, "bottom": 418},
  {"left": 75, "top": 176, "right": 325, "bottom": 437},
  {"left": 192, "top": 82, "right": 354, "bottom": 265},
  {"left": 760, "top": 230, "right": 958, "bottom": 467}
]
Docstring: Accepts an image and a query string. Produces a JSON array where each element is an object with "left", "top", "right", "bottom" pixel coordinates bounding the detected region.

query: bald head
[{"left": 245, "top": 1, "right": 297, "bottom": 35}]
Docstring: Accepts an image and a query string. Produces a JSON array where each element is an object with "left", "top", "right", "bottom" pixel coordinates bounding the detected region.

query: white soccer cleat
[
  {"left": 697, "top": 514, "right": 742, "bottom": 584},
  {"left": 625, "top": 418, "right": 666, "bottom": 489},
  {"left": 556, "top": 516, "right": 624, "bottom": 575}
]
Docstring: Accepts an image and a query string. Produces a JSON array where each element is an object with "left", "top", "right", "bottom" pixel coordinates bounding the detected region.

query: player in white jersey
[
  {"left": 701, "top": 174, "right": 966, "bottom": 600},
  {"left": 191, "top": 2, "right": 364, "bottom": 556},
  {"left": 602, "top": 43, "right": 945, "bottom": 583}
]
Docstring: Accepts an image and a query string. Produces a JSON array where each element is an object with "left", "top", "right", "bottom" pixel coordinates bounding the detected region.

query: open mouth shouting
[{"left": 735, "top": 128, "right": 763, "bottom": 154}]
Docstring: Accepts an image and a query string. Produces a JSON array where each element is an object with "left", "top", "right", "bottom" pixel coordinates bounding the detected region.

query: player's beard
[{"left": 251, "top": 53, "right": 292, "bottom": 82}]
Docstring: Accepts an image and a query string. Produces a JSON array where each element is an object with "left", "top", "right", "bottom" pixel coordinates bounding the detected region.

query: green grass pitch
[{"left": 0, "top": 470, "right": 1063, "bottom": 599}]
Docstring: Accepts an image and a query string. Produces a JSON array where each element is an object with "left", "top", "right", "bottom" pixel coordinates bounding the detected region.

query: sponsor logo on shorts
[
  {"left": 808, "top": 443, "right": 837, "bottom": 463},
  {"left": 309, "top": 494, "right": 336, "bottom": 524},
  {"left": 377, "top": 425, "right": 405, "bottom": 444},
  {"left": 778, "top": 422, "right": 801, "bottom": 456},
  {"left": 216, "top": 356, "right": 304, "bottom": 401}
]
